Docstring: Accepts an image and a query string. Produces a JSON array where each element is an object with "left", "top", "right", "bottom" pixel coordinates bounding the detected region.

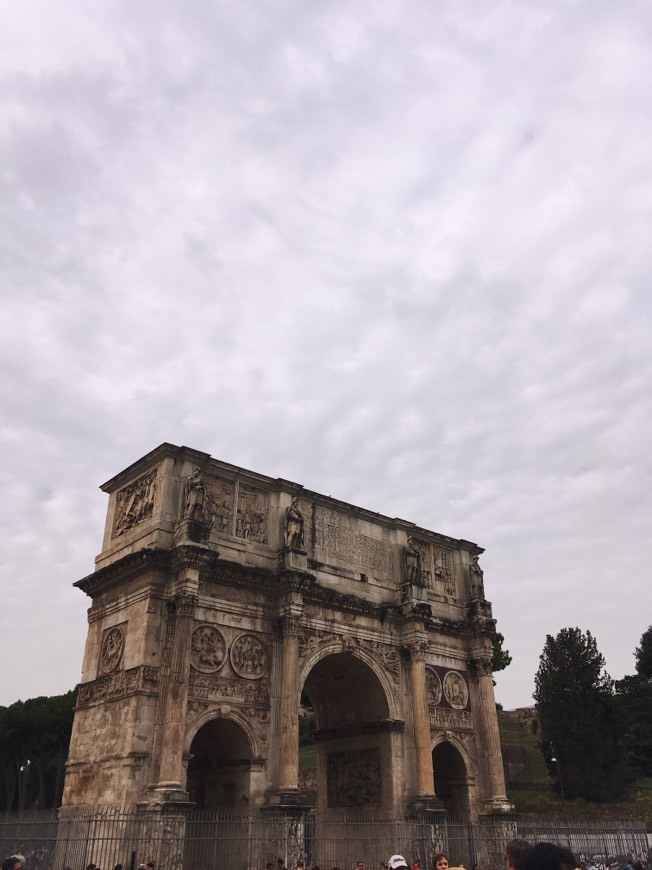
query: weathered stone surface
[{"left": 63, "top": 443, "right": 512, "bottom": 818}]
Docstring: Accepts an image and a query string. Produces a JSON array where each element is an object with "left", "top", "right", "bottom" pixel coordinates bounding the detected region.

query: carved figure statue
[
  {"left": 284, "top": 497, "right": 304, "bottom": 549},
  {"left": 469, "top": 554, "right": 485, "bottom": 599},
  {"left": 183, "top": 467, "right": 206, "bottom": 522},
  {"left": 405, "top": 538, "right": 423, "bottom": 585}
]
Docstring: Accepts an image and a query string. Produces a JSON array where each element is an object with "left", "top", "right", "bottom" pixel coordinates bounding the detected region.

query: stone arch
[
  {"left": 432, "top": 736, "right": 471, "bottom": 818},
  {"left": 300, "top": 648, "right": 398, "bottom": 811},
  {"left": 184, "top": 713, "right": 255, "bottom": 810},
  {"left": 298, "top": 641, "right": 400, "bottom": 720}
]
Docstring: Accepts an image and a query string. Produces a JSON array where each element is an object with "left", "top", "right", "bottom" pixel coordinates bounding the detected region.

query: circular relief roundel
[
  {"left": 426, "top": 667, "right": 443, "bottom": 705},
  {"left": 99, "top": 626, "right": 124, "bottom": 674},
  {"left": 190, "top": 625, "right": 227, "bottom": 674},
  {"left": 443, "top": 670, "right": 469, "bottom": 710},
  {"left": 230, "top": 632, "right": 268, "bottom": 680}
]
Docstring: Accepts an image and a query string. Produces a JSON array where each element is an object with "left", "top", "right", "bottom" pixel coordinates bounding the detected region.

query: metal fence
[{"left": 0, "top": 808, "right": 648, "bottom": 870}]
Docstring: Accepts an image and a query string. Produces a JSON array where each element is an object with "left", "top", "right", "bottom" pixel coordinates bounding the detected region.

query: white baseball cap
[{"left": 389, "top": 857, "right": 408, "bottom": 870}]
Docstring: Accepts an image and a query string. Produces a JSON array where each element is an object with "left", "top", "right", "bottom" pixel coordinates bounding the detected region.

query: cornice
[{"left": 75, "top": 549, "right": 171, "bottom": 597}]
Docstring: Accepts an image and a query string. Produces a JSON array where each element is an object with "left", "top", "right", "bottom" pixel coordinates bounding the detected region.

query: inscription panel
[
  {"left": 187, "top": 672, "right": 270, "bottom": 706},
  {"left": 314, "top": 506, "right": 393, "bottom": 578}
]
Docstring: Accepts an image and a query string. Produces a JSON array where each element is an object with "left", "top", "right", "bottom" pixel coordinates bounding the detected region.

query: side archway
[
  {"left": 185, "top": 716, "right": 253, "bottom": 809},
  {"left": 432, "top": 739, "right": 471, "bottom": 818}
]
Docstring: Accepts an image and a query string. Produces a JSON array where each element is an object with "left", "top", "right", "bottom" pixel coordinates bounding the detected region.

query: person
[
  {"left": 412, "top": 861, "right": 421, "bottom": 870},
  {"left": 433, "top": 856, "right": 449, "bottom": 870},
  {"left": 524, "top": 843, "right": 576, "bottom": 870},
  {"left": 266, "top": 864, "right": 274, "bottom": 870},
  {"left": 146, "top": 863, "right": 155, "bottom": 870},
  {"left": 506, "top": 840, "right": 532, "bottom": 870},
  {"left": 355, "top": 863, "right": 363, "bottom": 870},
  {"left": 388, "top": 858, "right": 408, "bottom": 870},
  {"left": 277, "top": 858, "right": 288, "bottom": 870},
  {"left": 2, "top": 857, "right": 25, "bottom": 870},
  {"left": 114, "top": 865, "right": 123, "bottom": 870}
]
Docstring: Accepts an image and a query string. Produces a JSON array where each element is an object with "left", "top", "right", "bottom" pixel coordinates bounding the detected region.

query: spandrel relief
[
  {"left": 112, "top": 471, "right": 157, "bottom": 537},
  {"left": 98, "top": 624, "right": 125, "bottom": 675},
  {"left": 236, "top": 487, "right": 268, "bottom": 544},
  {"left": 230, "top": 632, "right": 268, "bottom": 679},
  {"left": 190, "top": 625, "right": 227, "bottom": 674}
]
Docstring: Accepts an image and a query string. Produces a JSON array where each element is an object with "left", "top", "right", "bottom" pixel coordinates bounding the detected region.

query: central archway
[
  {"left": 186, "top": 717, "right": 252, "bottom": 809},
  {"left": 302, "top": 652, "right": 396, "bottom": 812}
]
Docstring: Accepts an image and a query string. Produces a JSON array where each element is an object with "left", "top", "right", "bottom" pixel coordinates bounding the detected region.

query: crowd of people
[
  {"left": 2, "top": 843, "right": 649, "bottom": 870},
  {"left": 266, "top": 842, "right": 650, "bottom": 870}
]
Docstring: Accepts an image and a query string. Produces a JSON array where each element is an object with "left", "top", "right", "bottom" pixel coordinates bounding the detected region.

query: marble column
[
  {"left": 148, "top": 591, "right": 197, "bottom": 800},
  {"left": 278, "top": 615, "right": 301, "bottom": 794},
  {"left": 470, "top": 656, "right": 513, "bottom": 812},
  {"left": 410, "top": 642, "right": 436, "bottom": 796}
]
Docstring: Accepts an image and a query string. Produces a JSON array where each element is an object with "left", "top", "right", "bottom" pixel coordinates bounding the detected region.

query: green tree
[
  {"left": 635, "top": 624, "right": 652, "bottom": 678},
  {"left": 0, "top": 688, "right": 76, "bottom": 811},
  {"left": 491, "top": 630, "right": 512, "bottom": 674},
  {"left": 533, "top": 627, "right": 630, "bottom": 801},
  {"left": 616, "top": 625, "right": 652, "bottom": 777}
]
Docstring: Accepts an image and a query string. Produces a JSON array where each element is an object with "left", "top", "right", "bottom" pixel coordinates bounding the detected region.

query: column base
[
  {"left": 264, "top": 788, "right": 310, "bottom": 810},
  {"left": 409, "top": 795, "right": 446, "bottom": 816},
  {"left": 278, "top": 548, "right": 308, "bottom": 571},
  {"left": 481, "top": 797, "right": 515, "bottom": 814},
  {"left": 141, "top": 782, "right": 193, "bottom": 809}
]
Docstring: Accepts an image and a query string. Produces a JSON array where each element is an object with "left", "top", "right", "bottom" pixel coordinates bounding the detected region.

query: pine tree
[
  {"left": 617, "top": 625, "right": 652, "bottom": 777},
  {"left": 533, "top": 627, "right": 630, "bottom": 801}
]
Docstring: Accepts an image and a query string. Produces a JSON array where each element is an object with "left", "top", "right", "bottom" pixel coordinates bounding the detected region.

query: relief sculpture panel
[
  {"left": 206, "top": 479, "right": 235, "bottom": 535},
  {"left": 112, "top": 470, "right": 157, "bottom": 537},
  {"left": 229, "top": 633, "right": 268, "bottom": 679},
  {"left": 236, "top": 486, "right": 268, "bottom": 544},
  {"left": 190, "top": 625, "right": 227, "bottom": 674},
  {"left": 98, "top": 624, "right": 126, "bottom": 675},
  {"left": 327, "top": 748, "right": 381, "bottom": 807}
]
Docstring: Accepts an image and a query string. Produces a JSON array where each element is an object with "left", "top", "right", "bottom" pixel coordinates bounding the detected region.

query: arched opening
[
  {"left": 302, "top": 653, "right": 394, "bottom": 811},
  {"left": 186, "top": 717, "right": 252, "bottom": 809},
  {"left": 432, "top": 741, "right": 470, "bottom": 818}
]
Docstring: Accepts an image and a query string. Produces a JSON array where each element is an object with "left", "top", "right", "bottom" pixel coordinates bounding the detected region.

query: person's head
[
  {"left": 524, "top": 843, "right": 576, "bottom": 870},
  {"left": 267, "top": 864, "right": 274, "bottom": 870},
  {"left": 389, "top": 858, "right": 408, "bottom": 870},
  {"left": 356, "top": 863, "right": 363, "bottom": 870},
  {"left": 506, "top": 841, "right": 532, "bottom": 870},
  {"left": 2, "top": 857, "right": 25, "bottom": 870},
  {"left": 146, "top": 863, "right": 155, "bottom": 870},
  {"left": 114, "top": 865, "right": 123, "bottom": 870},
  {"left": 434, "top": 856, "right": 449, "bottom": 870}
]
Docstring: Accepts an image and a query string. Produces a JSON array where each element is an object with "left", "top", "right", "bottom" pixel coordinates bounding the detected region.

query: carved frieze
[
  {"left": 429, "top": 708, "right": 474, "bottom": 733},
  {"left": 78, "top": 665, "right": 160, "bottom": 706},
  {"left": 98, "top": 624, "right": 125, "bottom": 675},
  {"left": 187, "top": 672, "right": 270, "bottom": 706},
  {"left": 190, "top": 625, "right": 227, "bottom": 674},
  {"left": 443, "top": 670, "right": 469, "bottom": 709},
  {"left": 313, "top": 506, "right": 393, "bottom": 578},
  {"left": 327, "top": 748, "right": 381, "bottom": 807},
  {"left": 230, "top": 632, "right": 268, "bottom": 679},
  {"left": 236, "top": 486, "right": 268, "bottom": 544},
  {"left": 112, "top": 470, "right": 157, "bottom": 537}
]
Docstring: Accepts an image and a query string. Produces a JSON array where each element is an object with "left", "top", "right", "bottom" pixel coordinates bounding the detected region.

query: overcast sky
[{"left": 1, "top": 0, "right": 651, "bottom": 711}]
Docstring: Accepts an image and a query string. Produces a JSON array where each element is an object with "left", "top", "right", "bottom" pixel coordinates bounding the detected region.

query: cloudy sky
[{"left": 1, "top": 0, "right": 651, "bottom": 711}]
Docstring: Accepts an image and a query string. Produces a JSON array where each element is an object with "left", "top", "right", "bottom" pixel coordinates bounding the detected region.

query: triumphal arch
[{"left": 63, "top": 443, "right": 511, "bottom": 819}]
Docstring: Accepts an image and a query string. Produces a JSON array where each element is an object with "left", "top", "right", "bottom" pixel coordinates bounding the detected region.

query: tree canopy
[
  {"left": 616, "top": 625, "right": 652, "bottom": 777},
  {"left": 533, "top": 627, "right": 630, "bottom": 801},
  {"left": 0, "top": 688, "right": 76, "bottom": 811}
]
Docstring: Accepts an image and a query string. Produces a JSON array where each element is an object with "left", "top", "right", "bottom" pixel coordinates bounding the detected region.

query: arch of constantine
[{"left": 63, "top": 443, "right": 512, "bottom": 820}]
